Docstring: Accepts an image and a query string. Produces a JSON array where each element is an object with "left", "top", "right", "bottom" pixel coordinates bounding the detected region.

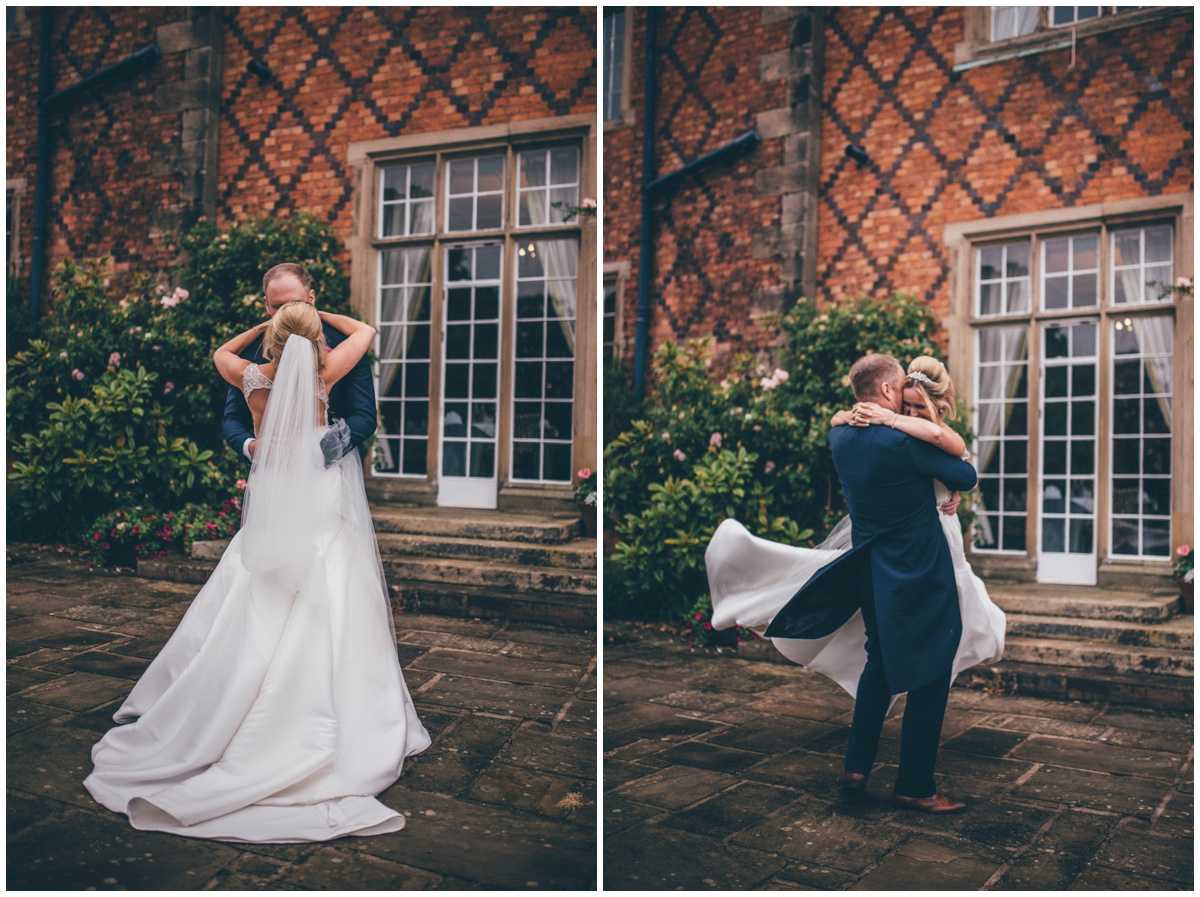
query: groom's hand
[{"left": 939, "top": 491, "right": 961, "bottom": 516}]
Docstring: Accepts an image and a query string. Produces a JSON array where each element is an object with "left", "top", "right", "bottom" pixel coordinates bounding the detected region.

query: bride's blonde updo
[
  {"left": 263, "top": 301, "right": 326, "bottom": 371},
  {"left": 906, "top": 355, "right": 957, "bottom": 425}
]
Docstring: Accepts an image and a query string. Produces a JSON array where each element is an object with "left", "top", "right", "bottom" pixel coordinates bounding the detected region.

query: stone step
[
  {"left": 375, "top": 532, "right": 595, "bottom": 570},
  {"left": 1002, "top": 635, "right": 1192, "bottom": 677},
  {"left": 381, "top": 556, "right": 596, "bottom": 596},
  {"left": 988, "top": 583, "right": 1180, "bottom": 622},
  {"left": 955, "top": 661, "right": 1193, "bottom": 713},
  {"left": 390, "top": 581, "right": 595, "bottom": 630},
  {"left": 1005, "top": 613, "right": 1194, "bottom": 649},
  {"left": 370, "top": 506, "right": 581, "bottom": 544}
]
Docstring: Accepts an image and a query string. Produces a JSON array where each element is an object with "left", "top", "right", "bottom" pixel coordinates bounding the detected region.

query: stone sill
[{"left": 953, "top": 7, "right": 1186, "bottom": 73}]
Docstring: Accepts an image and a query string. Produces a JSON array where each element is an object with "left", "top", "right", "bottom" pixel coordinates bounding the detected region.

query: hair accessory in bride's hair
[{"left": 907, "top": 370, "right": 935, "bottom": 386}]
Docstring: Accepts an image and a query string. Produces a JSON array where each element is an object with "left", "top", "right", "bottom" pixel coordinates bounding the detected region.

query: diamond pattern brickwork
[
  {"left": 217, "top": 7, "right": 596, "bottom": 237},
  {"left": 602, "top": 8, "right": 793, "bottom": 361},
  {"left": 817, "top": 7, "right": 1194, "bottom": 318}
]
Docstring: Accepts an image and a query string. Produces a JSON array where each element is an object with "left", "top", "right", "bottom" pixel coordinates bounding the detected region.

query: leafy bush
[
  {"left": 7, "top": 213, "right": 353, "bottom": 540},
  {"left": 605, "top": 292, "right": 971, "bottom": 623}
]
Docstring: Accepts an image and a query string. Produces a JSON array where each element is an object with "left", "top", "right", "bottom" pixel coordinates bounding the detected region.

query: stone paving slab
[
  {"left": 604, "top": 623, "right": 1193, "bottom": 891},
  {"left": 6, "top": 549, "right": 596, "bottom": 890}
]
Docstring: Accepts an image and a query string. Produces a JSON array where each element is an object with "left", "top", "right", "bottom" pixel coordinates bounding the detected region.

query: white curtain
[
  {"left": 1132, "top": 316, "right": 1173, "bottom": 425},
  {"left": 991, "top": 6, "right": 1039, "bottom": 40},
  {"left": 975, "top": 325, "right": 1029, "bottom": 547},
  {"left": 376, "top": 249, "right": 432, "bottom": 472},
  {"left": 537, "top": 240, "right": 578, "bottom": 355}
]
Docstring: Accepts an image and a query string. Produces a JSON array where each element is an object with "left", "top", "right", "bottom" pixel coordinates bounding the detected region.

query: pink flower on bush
[
  {"left": 236, "top": 479, "right": 248, "bottom": 489},
  {"left": 164, "top": 382, "right": 175, "bottom": 394},
  {"left": 174, "top": 287, "right": 189, "bottom": 301},
  {"left": 59, "top": 351, "right": 68, "bottom": 359},
  {"left": 161, "top": 295, "right": 179, "bottom": 308},
  {"left": 1175, "top": 276, "right": 1192, "bottom": 289},
  {"left": 673, "top": 449, "right": 686, "bottom": 461},
  {"left": 661, "top": 432, "right": 670, "bottom": 441},
  {"left": 773, "top": 368, "right": 790, "bottom": 383},
  {"left": 1178, "top": 544, "right": 1191, "bottom": 557},
  {"left": 72, "top": 368, "right": 85, "bottom": 381},
  {"left": 760, "top": 376, "right": 778, "bottom": 390},
  {"left": 709, "top": 432, "right": 722, "bottom": 448},
  {"left": 108, "top": 352, "right": 121, "bottom": 367},
  {"left": 764, "top": 461, "right": 776, "bottom": 474},
  {"left": 578, "top": 467, "right": 592, "bottom": 480}
]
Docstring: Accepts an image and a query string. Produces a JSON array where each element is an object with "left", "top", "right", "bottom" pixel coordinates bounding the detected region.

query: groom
[
  {"left": 766, "top": 354, "right": 977, "bottom": 813},
  {"left": 221, "top": 263, "right": 377, "bottom": 464}
]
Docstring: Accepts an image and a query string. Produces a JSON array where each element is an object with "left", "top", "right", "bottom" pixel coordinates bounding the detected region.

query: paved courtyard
[
  {"left": 6, "top": 547, "right": 597, "bottom": 891},
  {"left": 604, "top": 625, "right": 1193, "bottom": 891}
]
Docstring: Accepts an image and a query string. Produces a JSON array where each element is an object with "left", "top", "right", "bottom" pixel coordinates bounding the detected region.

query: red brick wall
[
  {"left": 6, "top": 8, "right": 188, "bottom": 278},
  {"left": 217, "top": 6, "right": 596, "bottom": 235},
  {"left": 817, "top": 7, "right": 1194, "bottom": 318},
  {"left": 603, "top": 8, "right": 791, "bottom": 360},
  {"left": 6, "top": 7, "right": 596, "bottom": 286}
]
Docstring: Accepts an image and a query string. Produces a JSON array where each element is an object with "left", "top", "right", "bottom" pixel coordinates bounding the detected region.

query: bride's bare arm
[
  {"left": 214, "top": 322, "right": 269, "bottom": 387},
  {"left": 318, "top": 310, "right": 376, "bottom": 388},
  {"left": 852, "top": 401, "right": 967, "bottom": 458}
]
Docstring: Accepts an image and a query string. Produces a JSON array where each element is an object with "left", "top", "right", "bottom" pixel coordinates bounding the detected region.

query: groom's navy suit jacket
[
  {"left": 765, "top": 425, "right": 977, "bottom": 694},
  {"left": 220, "top": 323, "right": 377, "bottom": 464}
]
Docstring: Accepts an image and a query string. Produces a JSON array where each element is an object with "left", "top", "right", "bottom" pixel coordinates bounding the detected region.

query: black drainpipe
[
  {"left": 631, "top": 12, "right": 762, "bottom": 404},
  {"left": 28, "top": 18, "right": 161, "bottom": 323},
  {"left": 632, "top": 7, "right": 660, "bottom": 404},
  {"left": 29, "top": 8, "right": 54, "bottom": 323}
]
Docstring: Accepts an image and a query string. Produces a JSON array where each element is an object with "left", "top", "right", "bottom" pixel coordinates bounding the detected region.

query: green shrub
[
  {"left": 7, "top": 213, "right": 353, "bottom": 540},
  {"left": 604, "top": 292, "right": 972, "bottom": 624}
]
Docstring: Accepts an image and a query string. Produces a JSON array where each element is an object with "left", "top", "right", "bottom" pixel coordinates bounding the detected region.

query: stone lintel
[{"left": 155, "top": 15, "right": 211, "bottom": 55}]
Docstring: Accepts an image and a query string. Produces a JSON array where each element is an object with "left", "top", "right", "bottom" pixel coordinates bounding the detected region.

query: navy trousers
[{"left": 844, "top": 581, "right": 952, "bottom": 798}]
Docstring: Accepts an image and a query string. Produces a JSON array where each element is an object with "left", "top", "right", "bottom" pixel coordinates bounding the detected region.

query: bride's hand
[
  {"left": 851, "top": 402, "right": 888, "bottom": 426},
  {"left": 939, "top": 491, "right": 961, "bottom": 516}
]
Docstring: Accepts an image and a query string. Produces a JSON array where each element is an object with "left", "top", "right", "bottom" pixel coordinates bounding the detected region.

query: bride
[
  {"left": 707, "top": 356, "right": 1005, "bottom": 698},
  {"left": 84, "top": 301, "right": 431, "bottom": 843}
]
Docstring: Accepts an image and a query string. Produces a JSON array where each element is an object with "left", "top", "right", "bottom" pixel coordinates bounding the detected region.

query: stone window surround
[
  {"left": 7, "top": 177, "right": 26, "bottom": 278},
  {"left": 954, "top": 6, "right": 1185, "bottom": 72},
  {"left": 603, "top": 260, "right": 631, "bottom": 360},
  {"left": 346, "top": 114, "right": 597, "bottom": 506},
  {"left": 6, "top": 7, "right": 31, "bottom": 42},
  {"left": 603, "top": 7, "right": 635, "bottom": 132},
  {"left": 943, "top": 192, "right": 1193, "bottom": 584}
]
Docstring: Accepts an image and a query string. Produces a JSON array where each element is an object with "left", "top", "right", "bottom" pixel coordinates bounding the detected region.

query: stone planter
[
  {"left": 576, "top": 501, "right": 597, "bottom": 538},
  {"left": 1177, "top": 580, "right": 1193, "bottom": 614}
]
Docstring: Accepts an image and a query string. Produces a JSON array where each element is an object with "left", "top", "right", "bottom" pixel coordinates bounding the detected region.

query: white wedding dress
[
  {"left": 707, "top": 479, "right": 1005, "bottom": 698},
  {"left": 84, "top": 335, "right": 431, "bottom": 843}
]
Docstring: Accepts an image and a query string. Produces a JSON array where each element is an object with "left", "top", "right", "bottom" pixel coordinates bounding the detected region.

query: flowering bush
[
  {"left": 574, "top": 467, "right": 597, "bottom": 505},
  {"left": 7, "top": 214, "right": 353, "bottom": 541},
  {"left": 1174, "top": 544, "right": 1193, "bottom": 582},
  {"left": 85, "top": 498, "right": 242, "bottom": 568},
  {"left": 688, "top": 595, "right": 760, "bottom": 650},
  {"left": 605, "top": 292, "right": 970, "bottom": 624}
]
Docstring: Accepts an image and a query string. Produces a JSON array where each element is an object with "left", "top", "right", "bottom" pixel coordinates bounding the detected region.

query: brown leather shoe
[
  {"left": 837, "top": 772, "right": 869, "bottom": 792},
  {"left": 892, "top": 792, "right": 968, "bottom": 814}
]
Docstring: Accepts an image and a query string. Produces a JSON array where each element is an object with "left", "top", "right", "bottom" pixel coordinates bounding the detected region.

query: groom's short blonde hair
[{"left": 849, "top": 354, "right": 904, "bottom": 401}]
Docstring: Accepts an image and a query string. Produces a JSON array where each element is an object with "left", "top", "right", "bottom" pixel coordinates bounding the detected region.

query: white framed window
[
  {"left": 512, "top": 239, "right": 577, "bottom": 483},
  {"left": 357, "top": 119, "right": 591, "bottom": 496},
  {"left": 375, "top": 248, "right": 433, "bottom": 476},
  {"left": 974, "top": 325, "right": 1031, "bottom": 553},
  {"left": 1042, "top": 233, "right": 1099, "bottom": 310},
  {"left": 961, "top": 205, "right": 1186, "bottom": 577},
  {"left": 518, "top": 147, "right": 580, "bottom": 228},
  {"left": 379, "top": 162, "right": 434, "bottom": 238},
  {"left": 991, "top": 6, "right": 1040, "bottom": 40},
  {"left": 1051, "top": 6, "right": 1102, "bottom": 26},
  {"left": 603, "top": 8, "right": 626, "bottom": 122},
  {"left": 1112, "top": 224, "right": 1173, "bottom": 305},
  {"left": 1110, "top": 314, "right": 1173, "bottom": 558},
  {"left": 976, "top": 241, "right": 1031, "bottom": 316},
  {"left": 446, "top": 155, "right": 504, "bottom": 233}
]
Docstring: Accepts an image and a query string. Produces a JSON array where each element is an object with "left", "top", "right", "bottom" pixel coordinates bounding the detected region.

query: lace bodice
[{"left": 242, "top": 362, "right": 329, "bottom": 407}]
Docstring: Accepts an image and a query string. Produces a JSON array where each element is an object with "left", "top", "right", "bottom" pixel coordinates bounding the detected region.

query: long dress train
[
  {"left": 706, "top": 480, "right": 1005, "bottom": 698},
  {"left": 84, "top": 337, "right": 431, "bottom": 843}
]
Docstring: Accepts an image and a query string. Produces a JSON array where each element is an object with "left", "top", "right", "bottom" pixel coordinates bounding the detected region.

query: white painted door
[
  {"left": 1037, "top": 320, "right": 1098, "bottom": 584},
  {"left": 437, "top": 243, "right": 501, "bottom": 509}
]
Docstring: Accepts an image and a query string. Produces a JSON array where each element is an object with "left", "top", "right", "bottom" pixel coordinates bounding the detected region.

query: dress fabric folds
[
  {"left": 707, "top": 481, "right": 1005, "bottom": 699},
  {"left": 84, "top": 337, "right": 430, "bottom": 843}
]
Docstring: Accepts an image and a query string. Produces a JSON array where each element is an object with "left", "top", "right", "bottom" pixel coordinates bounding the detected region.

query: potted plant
[
  {"left": 1173, "top": 544, "right": 1193, "bottom": 614},
  {"left": 574, "top": 467, "right": 597, "bottom": 538}
]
